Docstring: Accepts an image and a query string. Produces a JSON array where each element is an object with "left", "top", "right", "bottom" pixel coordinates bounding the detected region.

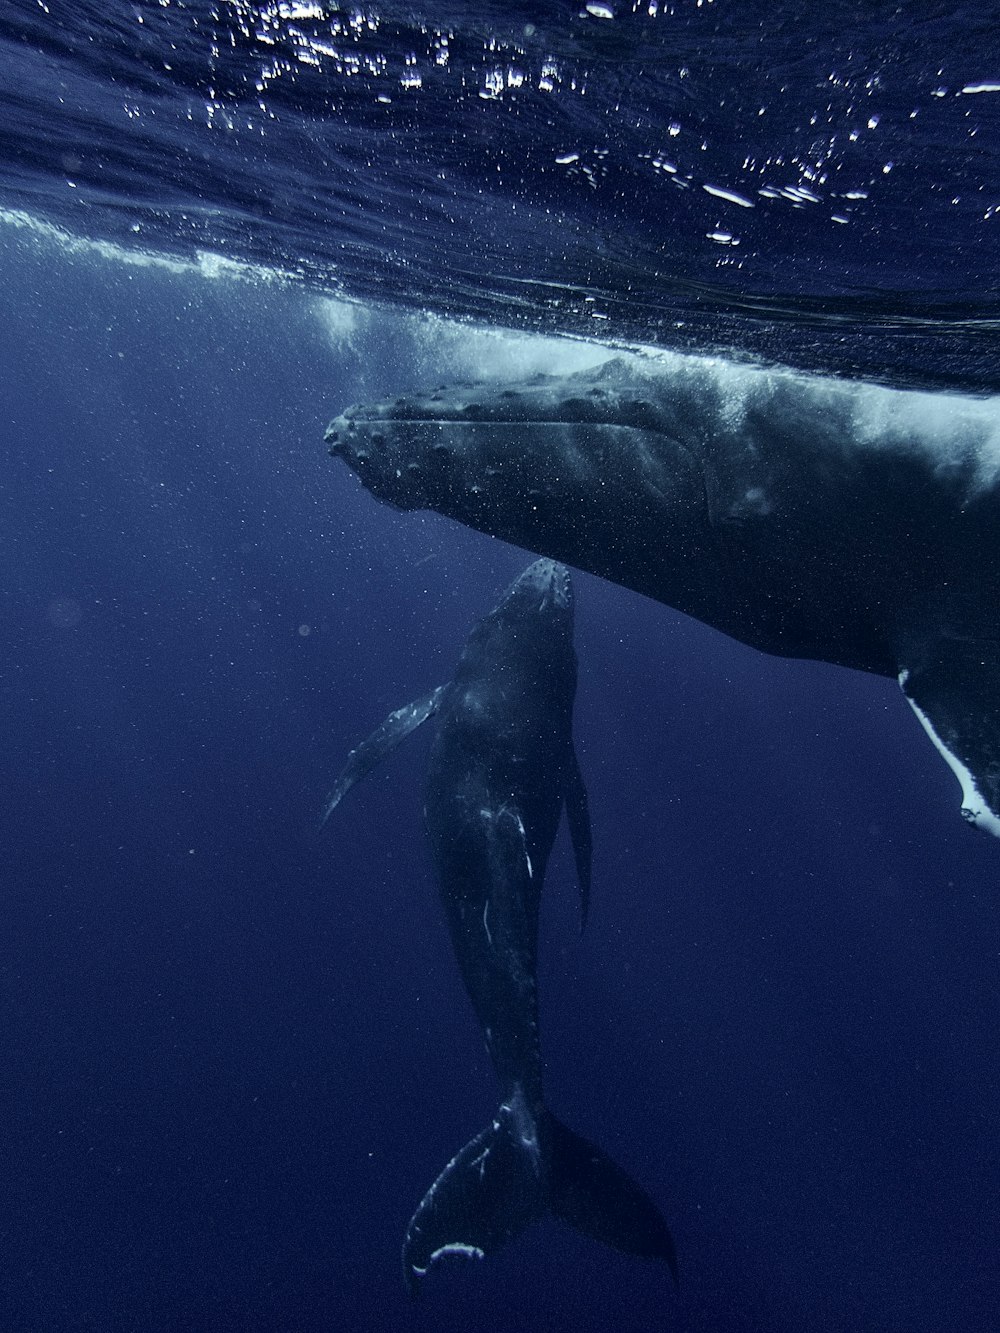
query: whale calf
[
  {"left": 326, "top": 355, "right": 1000, "bottom": 837},
  {"left": 322, "top": 558, "right": 676, "bottom": 1291}
]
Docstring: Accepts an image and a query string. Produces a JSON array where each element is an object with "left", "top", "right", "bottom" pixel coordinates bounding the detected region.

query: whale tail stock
[{"left": 402, "top": 1100, "right": 677, "bottom": 1294}]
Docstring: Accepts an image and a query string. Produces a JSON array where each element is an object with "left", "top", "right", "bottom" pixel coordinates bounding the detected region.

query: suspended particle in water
[{"left": 47, "top": 597, "right": 83, "bottom": 629}]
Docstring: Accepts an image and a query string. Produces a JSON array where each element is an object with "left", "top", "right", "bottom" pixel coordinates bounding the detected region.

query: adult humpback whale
[
  {"left": 321, "top": 559, "right": 676, "bottom": 1292},
  {"left": 326, "top": 354, "right": 1000, "bottom": 837}
]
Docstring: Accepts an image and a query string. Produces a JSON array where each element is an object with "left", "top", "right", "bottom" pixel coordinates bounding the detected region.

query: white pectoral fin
[
  {"left": 898, "top": 651, "right": 1000, "bottom": 837},
  {"left": 319, "top": 685, "right": 445, "bottom": 828}
]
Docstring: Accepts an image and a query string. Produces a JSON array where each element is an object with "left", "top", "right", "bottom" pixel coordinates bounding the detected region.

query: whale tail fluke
[
  {"left": 545, "top": 1112, "right": 678, "bottom": 1285},
  {"left": 402, "top": 1107, "right": 544, "bottom": 1295},
  {"left": 402, "top": 1102, "right": 676, "bottom": 1294}
]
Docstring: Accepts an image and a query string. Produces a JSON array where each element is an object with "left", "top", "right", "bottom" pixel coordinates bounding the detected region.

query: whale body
[
  {"left": 326, "top": 355, "right": 1000, "bottom": 837},
  {"left": 322, "top": 558, "right": 676, "bottom": 1291}
]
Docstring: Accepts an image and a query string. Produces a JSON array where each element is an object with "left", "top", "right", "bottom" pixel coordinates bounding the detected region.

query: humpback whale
[
  {"left": 322, "top": 559, "right": 676, "bottom": 1291},
  {"left": 326, "top": 354, "right": 1000, "bottom": 837}
]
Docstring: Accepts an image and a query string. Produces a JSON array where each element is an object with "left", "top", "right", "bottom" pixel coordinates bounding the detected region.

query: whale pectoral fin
[
  {"left": 898, "top": 641, "right": 1000, "bottom": 837},
  {"left": 320, "top": 685, "right": 446, "bottom": 828},
  {"left": 564, "top": 743, "right": 592, "bottom": 931}
]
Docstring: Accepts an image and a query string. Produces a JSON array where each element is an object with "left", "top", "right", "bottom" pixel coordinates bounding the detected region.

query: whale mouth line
[{"left": 334, "top": 414, "right": 625, "bottom": 429}]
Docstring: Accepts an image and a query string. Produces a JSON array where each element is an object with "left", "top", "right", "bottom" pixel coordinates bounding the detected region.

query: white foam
[
  {"left": 0, "top": 208, "right": 288, "bottom": 286},
  {"left": 624, "top": 341, "right": 1000, "bottom": 493},
  {"left": 409, "top": 313, "right": 616, "bottom": 383},
  {"left": 313, "top": 294, "right": 617, "bottom": 382},
  {"left": 313, "top": 296, "right": 368, "bottom": 355},
  {"left": 853, "top": 381, "right": 1000, "bottom": 494}
]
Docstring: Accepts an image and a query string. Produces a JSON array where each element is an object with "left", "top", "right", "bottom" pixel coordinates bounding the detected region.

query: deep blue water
[
  {"left": 3, "top": 219, "right": 999, "bottom": 1333},
  {"left": 1, "top": 3, "right": 1000, "bottom": 1331}
]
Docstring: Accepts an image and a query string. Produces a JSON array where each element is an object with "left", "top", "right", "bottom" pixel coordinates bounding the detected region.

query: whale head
[
  {"left": 325, "top": 361, "right": 707, "bottom": 590},
  {"left": 454, "top": 557, "right": 577, "bottom": 710},
  {"left": 500, "top": 557, "right": 573, "bottom": 618}
]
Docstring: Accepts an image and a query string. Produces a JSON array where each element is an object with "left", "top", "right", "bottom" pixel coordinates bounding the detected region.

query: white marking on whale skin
[
  {"left": 483, "top": 898, "right": 493, "bottom": 947},
  {"left": 428, "top": 1242, "right": 486, "bottom": 1264},
  {"left": 519, "top": 1119, "right": 540, "bottom": 1163},
  {"left": 899, "top": 671, "right": 1000, "bottom": 838},
  {"left": 505, "top": 1088, "right": 543, "bottom": 1176},
  {"left": 486, "top": 803, "right": 535, "bottom": 878},
  {"left": 512, "top": 811, "right": 533, "bottom": 877},
  {"left": 469, "top": 1144, "right": 491, "bottom": 1180}
]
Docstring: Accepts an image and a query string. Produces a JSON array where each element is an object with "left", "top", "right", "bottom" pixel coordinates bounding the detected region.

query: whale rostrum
[
  {"left": 321, "top": 559, "right": 677, "bottom": 1291},
  {"left": 327, "top": 354, "right": 1000, "bottom": 837}
]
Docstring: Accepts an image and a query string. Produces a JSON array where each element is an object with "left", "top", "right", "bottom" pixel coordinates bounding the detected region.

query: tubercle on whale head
[
  {"left": 323, "top": 366, "right": 711, "bottom": 587},
  {"left": 324, "top": 361, "right": 660, "bottom": 490},
  {"left": 502, "top": 558, "right": 573, "bottom": 617},
  {"left": 473, "top": 556, "right": 576, "bottom": 686},
  {"left": 473, "top": 559, "right": 576, "bottom": 671},
  {"left": 325, "top": 407, "right": 548, "bottom": 522},
  {"left": 325, "top": 406, "right": 708, "bottom": 595},
  {"left": 325, "top": 411, "right": 439, "bottom": 511}
]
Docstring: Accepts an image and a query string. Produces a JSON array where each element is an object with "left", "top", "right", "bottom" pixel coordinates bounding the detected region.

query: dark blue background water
[{"left": 2, "top": 222, "right": 999, "bottom": 1332}]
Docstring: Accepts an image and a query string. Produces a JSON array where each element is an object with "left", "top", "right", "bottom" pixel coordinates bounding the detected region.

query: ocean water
[{"left": 1, "top": 4, "right": 998, "bottom": 1331}]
